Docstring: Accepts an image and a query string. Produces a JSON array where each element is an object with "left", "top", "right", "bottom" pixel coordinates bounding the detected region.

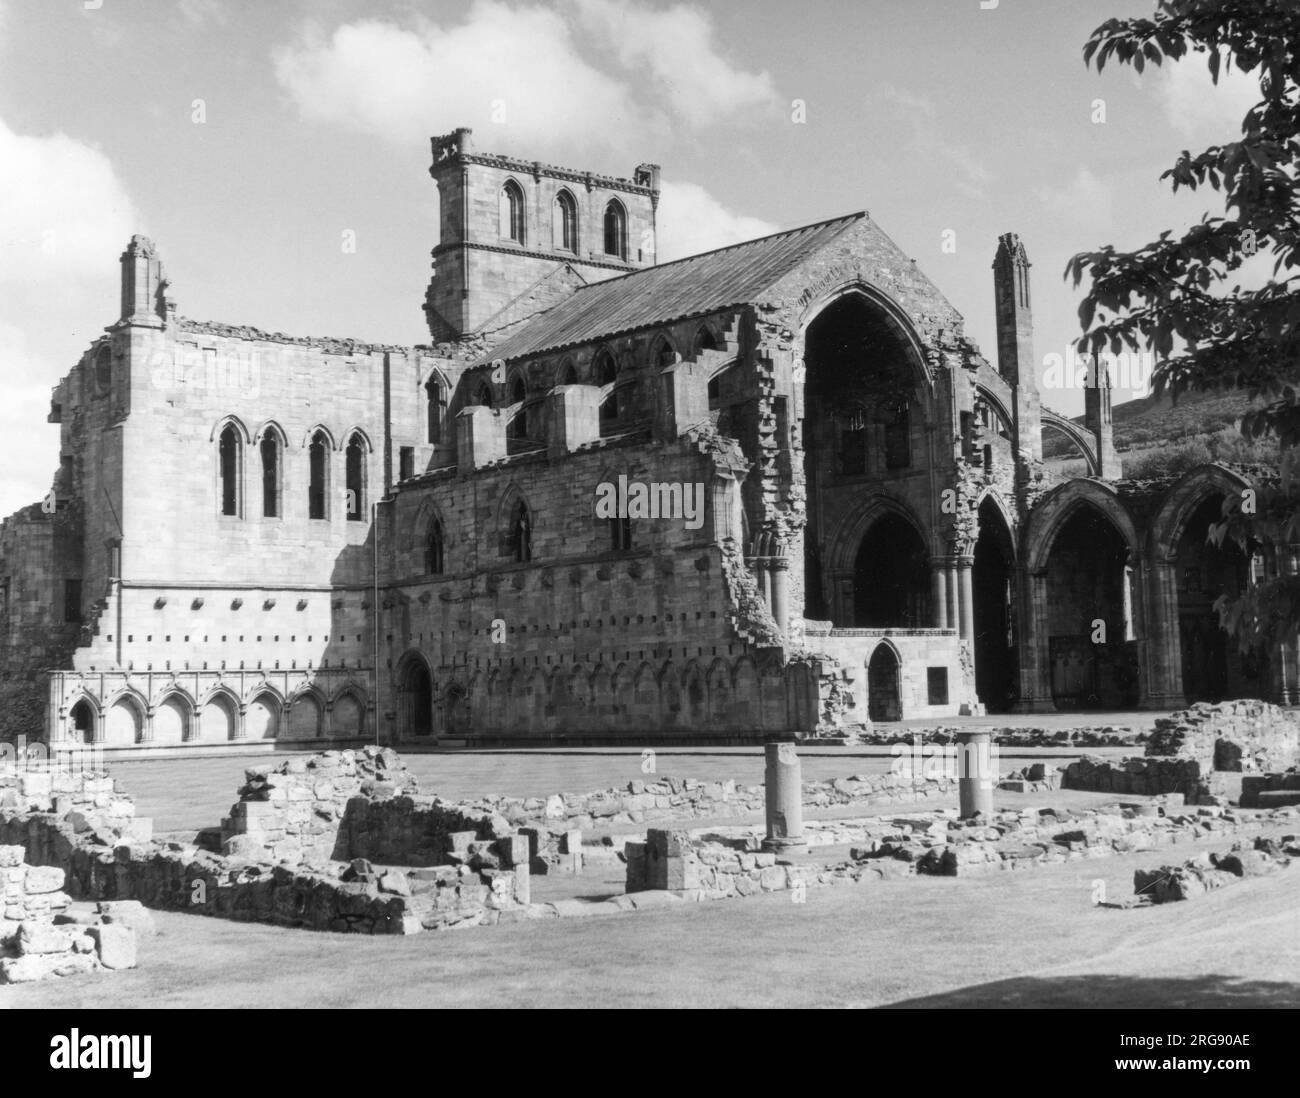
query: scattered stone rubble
[
  {"left": 1131, "top": 834, "right": 1297, "bottom": 904},
  {"left": 625, "top": 799, "right": 1300, "bottom": 900},
  {"left": 846, "top": 725, "right": 1142, "bottom": 748},
  {"left": 1063, "top": 700, "right": 1300, "bottom": 803},
  {"left": 1, "top": 845, "right": 141, "bottom": 984}
]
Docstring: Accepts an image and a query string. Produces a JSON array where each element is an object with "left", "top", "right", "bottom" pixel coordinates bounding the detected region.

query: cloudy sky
[{"left": 0, "top": 0, "right": 1264, "bottom": 515}]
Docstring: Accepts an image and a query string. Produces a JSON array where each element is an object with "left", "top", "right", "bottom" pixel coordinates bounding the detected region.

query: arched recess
[
  {"left": 254, "top": 422, "right": 288, "bottom": 519},
  {"left": 603, "top": 198, "right": 627, "bottom": 259},
  {"left": 69, "top": 696, "right": 97, "bottom": 744},
  {"left": 199, "top": 688, "right": 240, "bottom": 741},
  {"left": 331, "top": 688, "right": 366, "bottom": 737},
  {"left": 682, "top": 662, "right": 707, "bottom": 726},
  {"left": 553, "top": 188, "right": 578, "bottom": 252},
  {"left": 800, "top": 289, "right": 933, "bottom": 623},
  {"left": 1027, "top": 482, "right": 1140, "bottom": 709},
  {"left": 706, "top": 659, "right": 733, "bottom": 728},
  {"left": 396, "top": 651, "right": 433, "bottom": 739},
  {"left": 154, "top": 691, "right": 193, "bottom": 744},
  {"left": 1152, "top": 467, "right": 1261, "bottom": 704},
  {"left": 444, "top": 682, "right": 470, "bottom": 737},
  {"left": 287, "top": 689, "right": 324, "bottom": 738},
  {"left": 104, "top": 691, "right": 146, "bottom": 746},
  {"left": 867, "top": 641, "right": 902, "bottom": 722},
  {"left": 214, "top": 416, "right": 249, "bottom": 519},
  {"left": 344, "top": 429, "right": 371, "bottom": 521},
  {"left": 973, "top": 493, "right": 1018, "bottom": 712},
  {"left": 500, "top": 179, "right": 526, "bottom": 244},
  {"left": 425, "top": 368, "right": 450, "bottom": 444},
  {"left": 1040, "top": 410, "right": 1100, "bottom": 474},
  {"left": 498, "top": 484, "right": 533, "bottom": 562},
  {"left": 246, "top": 691, "right": 280, "bottom": 740}
]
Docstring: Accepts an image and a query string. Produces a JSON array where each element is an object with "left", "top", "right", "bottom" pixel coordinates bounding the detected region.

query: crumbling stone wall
[
  {"left": 0, "top": 845, "right": 138, "bottom": 984},
  {"left": 1145, "top": 700, "right": 1300, "bottom": 772}
]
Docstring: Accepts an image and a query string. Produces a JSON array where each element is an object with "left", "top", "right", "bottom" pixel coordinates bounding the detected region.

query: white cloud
[
  {"left": 1157, "top": 49, "right": 1261, "bottom": 138},
  {"left": 865, "top": 81, "right": 991, "bottom": 199},
  {"left": 273, "top": 4, "right": 650, "bottom": 159},
  {"left": 178, "top": 0, "right": 230, "bottom": 27},
  {"left": 0, "top": 114, "right": 140, "bottom": 516},
  {"left": 569, "top": 0, "right": 777, "bottom": 127},
  {"left": 1036, "top": 166, "right": 1113, "bottom": 229},
  {"left": 656, "top": 181, "right": 777, "bottom": 261}
]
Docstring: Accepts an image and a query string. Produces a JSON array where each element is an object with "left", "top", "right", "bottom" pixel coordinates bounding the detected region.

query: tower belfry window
[
  {"left": 554, "top": 190, "right": 577, "bottom": 252},
  {"left": 500, "top": 181, "right": 525, "bottom": 244},
  {"left": 603, "top": 200, "right": 627, "bottom": 260}
]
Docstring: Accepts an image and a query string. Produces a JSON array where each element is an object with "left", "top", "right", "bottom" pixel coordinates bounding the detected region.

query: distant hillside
[{"left": 1042, "top": 387, "right": 1280, "bottom": 479}]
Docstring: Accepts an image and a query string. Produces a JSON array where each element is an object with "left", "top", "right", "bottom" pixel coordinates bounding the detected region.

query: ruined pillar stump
[
  {"left": 762, "top": 742, "right": 804, "bottom": 852},
  {"left": 955, "top": 730, "right": 994, "bottom": 819}
]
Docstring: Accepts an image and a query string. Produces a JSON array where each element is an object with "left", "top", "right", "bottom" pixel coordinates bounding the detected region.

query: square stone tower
[{"left": 424, "top": 127, "right": 660, "bottom": 343}]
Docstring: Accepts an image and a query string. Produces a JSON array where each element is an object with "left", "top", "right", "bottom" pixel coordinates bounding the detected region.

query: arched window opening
[
  {"left": 308, "top": 432, "right": 329, "bottom": 520},
  {"left": 707, "top": 376, "right": 721, "bottom": 408},
  {"left": 610, "top": 515, "right": 632, "bottom": 552},
  {"left": 654, "top": 339, "right": 676, "bottom": 369},
  {"left": 94, "top": 344, "right": 112, "bottom": 394},
  {"left": 694, "top": 327, "right": 718, "bottom": 356},
  {"left": 554, "top": 190, "right": 577, "bottom": 252},
  {"left": 426, "top": 517, "right": 445, "bottom": 575},
  {"left": 500, "top": 181, "right": 525, "bottom": 244},
  {"left": 219, "top": 425, "right": 241, "bottom": 517},
  {"left": 596, "top": 351, "right": 619, "bottom": 424},
  {"left": 473, "top": 381, "right": 494, "bottom": 408},
  {"left": 838, "top": 406, "right": 867, "bottom": 476},
  {"left": 510, "top": 376, "right": 526, "bottom": 405},
  {"left": 603, "top": 200, "right": 627, "bottom": 259},
  {"left": 506, "top": 500, "right": 532, "bottom": 562},
  {"left": 345, "top": 435, "right": 365, "bottom": 521},
  {"left": 559, "top": 360, "right": 578, "bottom": 386},
  {"left": 884, "top": 398, "right": 911, "bottom": 470},
  {"left": 260, "top": 435, "right": 280, "bottom": 518},
  {"left": 426, "top": 379, "right": 446, "bottom": 444},
  {"left": 852, "top": 514, "right": 930, "bottom": 628},
  {"left": 507, "top": 412, "right": 527, "bottom": 441}
]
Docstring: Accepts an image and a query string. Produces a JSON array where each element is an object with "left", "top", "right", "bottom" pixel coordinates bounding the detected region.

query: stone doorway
[{"left": 867, "top": 643, "right": 901, "bottom": 721}]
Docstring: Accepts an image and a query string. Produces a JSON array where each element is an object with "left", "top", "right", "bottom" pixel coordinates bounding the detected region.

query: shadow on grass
[{"left": 888, "top": 973, "right": 1300, "bottom": 1009}]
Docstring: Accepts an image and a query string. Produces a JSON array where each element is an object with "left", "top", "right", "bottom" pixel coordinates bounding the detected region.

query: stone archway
[
  {"left": 397, "top": 656, "right": 433, "bottom": 739},
  {"left": 69, "top": 698, "right": 96, "bottom": 744},
  {"left": 1174, "top": 495, "right": 1261, "bottom": 702},
  {"left": 973, "top": 497, "right": 1017, "bottom": 712},
  {"left": 852, "top": 513, "right": 931, "bottom": 627},
  {"left": 867, "top": 643, "right": 901, "bottom": 721}
]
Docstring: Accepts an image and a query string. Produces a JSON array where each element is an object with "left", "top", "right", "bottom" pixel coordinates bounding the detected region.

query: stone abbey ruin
[{"left": 0, "top": 127, "right": 1292, "bottom": 754}]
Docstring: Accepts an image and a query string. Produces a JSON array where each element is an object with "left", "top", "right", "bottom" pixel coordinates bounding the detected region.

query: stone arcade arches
[
  {"left": 1023, "top": 481, "right": 1142, "bottom": 711},
  {"left": 973, "top": 495, "right": 1017, "bottom": 712}
]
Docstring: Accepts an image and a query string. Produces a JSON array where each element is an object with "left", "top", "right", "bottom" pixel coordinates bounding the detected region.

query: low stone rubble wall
[
  {"left": 625, "top": 801, "right": 1300, "bottom": 899},
  {"left": 1240, "top": 770, "right": 1300, "bottom": 808},
  {"left": 851, "top": 725, "right": 1142, "bottom": 749},
  {"left": 1, "top": 751, "right": 529, "bottom": 936},
  {"left": 1, "top": 845, "right": 139, "bottom": 984},
  {"left": 1145, "top": 700, "right": 1300, "bottom": 772},
  {"left": 1131, "top": 834, "right": 1296, "bottom": 904},
  {"left": 1062, "top": 755, "right": 1206, "bottom": 801}
]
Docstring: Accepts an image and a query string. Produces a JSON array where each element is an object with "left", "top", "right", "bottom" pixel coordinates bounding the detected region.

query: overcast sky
[{"left": 0, "top": 0, "right": 1265, "bottom": 515}]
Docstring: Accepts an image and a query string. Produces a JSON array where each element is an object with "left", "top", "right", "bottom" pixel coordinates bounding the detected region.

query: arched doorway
[
  {"left": 69, "top": 698, "right": 95, "bottom": 744},
  {"left": 1175, "top": 495, "right": 1262, "bottom": 702},
  {"left": 398, "top": 658, "right": 433, "bottom": 738},
  {"left": 1043, "top": 506, "right": 1138, "bottom": 708},
  {"left": 973, "top": 498, "right": 1017, "bottom": 712},
  {"left": 852, "top": 513, "right": 930, "bottom": 626},
  {"left": 867, "top": 644, "right": 901, "bottom": 721},
  {"left": 801, "top": 292, "right": 923, "bottom": 622}
]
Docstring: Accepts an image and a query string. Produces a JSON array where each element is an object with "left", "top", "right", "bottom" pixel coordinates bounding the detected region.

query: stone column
[
  {"left": 1140, "top": 556, "right": 1186, "bottom": 709},
  {"left": 958, "top": 555, "right": 975, "bottom": 645},
  {"left": 955, "top": 730, "right": 995, "bottom": 819},
  {"left": 762, "top": 742, "right": 804, "bottom": 852},
  {"left": 932, "top": 565, "right": 948, "bottom": 629},
  {"left": 1013, "top": 570, "right": 1055, "bottom": 712},
  {"left": 770, "top": 558, "right": 789, "bottom": 639},
  {"left": 945, "top": 562, "right": 959, "bottom": 635}
]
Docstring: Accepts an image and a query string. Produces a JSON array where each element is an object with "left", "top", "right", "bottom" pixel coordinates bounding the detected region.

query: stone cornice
[
  {"left": 432, "top": 239, "right": 639, "bottom": 272},
  {"left": 449, "top": 152, "right": 657, "bottom": 196}
]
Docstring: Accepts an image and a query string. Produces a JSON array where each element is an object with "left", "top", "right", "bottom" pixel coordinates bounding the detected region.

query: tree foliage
[{"left": 1069, "top": 0, "right": 1300, "bottom": 653}]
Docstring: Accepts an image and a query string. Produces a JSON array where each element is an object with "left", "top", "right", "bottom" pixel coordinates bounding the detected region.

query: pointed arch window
[
  {"left": 596, "top": 350, "right": 619, "bottom": 424},
  {"left": 653, "top": 338, "right": 676, "bottom": 369},
  {"left": 500, "top": 180, "right": 525, "bottom": 244},
  {"left": 554, "top": 190, "right": 578, "bottom": 252},
  {"left": 473, "top": 380, "right": 494, "bottom": 408},
  {"left": 610, "top": 514, "right": 632, "bottom": 552},
  {"left": 838, "top": 406, "right": 867, "bottom": 476},
  {"left": 260, "top": 433, "right": 281, "bottom": 518},
  {"left": 603, "top": 199, "right": 627, "bottom": 259},
  {"left": 884, "top": 398, "right": 911, "bottom": 470},
  {"left": 345, "top": 434, "right": 366, "bottom": 521},
  {"left": 694, "top": 326, "right": 718, "bottom": 355},
  {"left": 308, "top": 431, "right": 329, "bottom": 520},
  {"left": 219, "top": 424, "right": 242, "bottom": 516},
  {"left": 426, "top": 378, "right": 447, "bottom": 444},
  {"left": 559, "top": 360, "right": 578, "bottom": 386},
  {"left": 506, "top": 500, "right": 532, "bottom": 562},
  {"left": 426, "top": 516, "right": 445, "bottom": 575}
]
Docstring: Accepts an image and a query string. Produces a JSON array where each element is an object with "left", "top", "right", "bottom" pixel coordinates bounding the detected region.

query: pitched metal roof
[{"left": 479, "top": 211, "right": 866, "bottom": 364}]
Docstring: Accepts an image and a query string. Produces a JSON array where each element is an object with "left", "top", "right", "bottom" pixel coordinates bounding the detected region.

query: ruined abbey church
[{"left": 0, "top": 128, "right": 1290, "bottom": 752}]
